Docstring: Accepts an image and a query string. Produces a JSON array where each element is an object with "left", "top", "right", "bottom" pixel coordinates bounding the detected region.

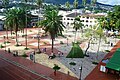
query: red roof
[{"left": 85, "top": 41, "right": 120, "bottom": 80}]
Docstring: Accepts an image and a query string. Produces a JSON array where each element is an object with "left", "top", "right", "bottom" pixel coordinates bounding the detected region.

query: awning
[{"left": 106, "top": 48, "right": 120, "bottom": 71}]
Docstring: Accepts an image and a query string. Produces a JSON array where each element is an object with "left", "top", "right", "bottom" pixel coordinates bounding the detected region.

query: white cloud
[{"left": 97, "top": 0, "right": 120, "bottom": 5}]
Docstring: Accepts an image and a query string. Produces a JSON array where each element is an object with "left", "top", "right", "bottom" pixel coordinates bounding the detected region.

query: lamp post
[
  {"left": 37, "top": 34, "right": 40, "bottom": 53},
  {"left": 79, "top": 66, "right": 82, "bottom": 80},
  {"left": 3, "top": 36, "right": 6, "bottom": 51},
  {"left": 67, "top": 38, "right": 68, "bottom": 46}
]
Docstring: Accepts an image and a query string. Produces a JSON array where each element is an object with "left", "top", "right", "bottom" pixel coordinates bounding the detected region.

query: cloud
[{"left": 97, "top": 0, "right": 120, "bottom": 5}]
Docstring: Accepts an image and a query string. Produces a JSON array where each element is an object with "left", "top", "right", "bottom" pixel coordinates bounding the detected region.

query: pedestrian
[
  {"left": 43, "top": 48, "right": 46, "bottom": 53},
  {"left": 58, "top": 51, "right": 60, "bottom": 57},
  {"left": 61, "top": 52, "right": 64, "bottom": 56},
  {"left": 33, "top": 51, "right": 35, "bottom": 63}
]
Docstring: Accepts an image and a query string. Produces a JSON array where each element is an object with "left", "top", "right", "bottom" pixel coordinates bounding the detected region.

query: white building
[{"left": 60, "top": 10, "right": 106, "bottom": 32}]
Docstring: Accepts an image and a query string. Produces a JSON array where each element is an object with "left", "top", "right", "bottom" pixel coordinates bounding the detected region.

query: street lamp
[
  {"left": 37, "top": 34, "right": 40, "bottom": 53},
  {"left": 3, "top": 36, "right": 6, "bottom": 51},
  {"left": 67, "top": 38, "right": 68, "bottom": 46},
  {"left": 79, "top": 66, "right": 82, "bottom": 80}
]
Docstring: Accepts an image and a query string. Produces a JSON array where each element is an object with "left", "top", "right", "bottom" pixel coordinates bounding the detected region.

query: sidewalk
[{"left": 0, "top": 49, "right": 78, "bottom": 80}]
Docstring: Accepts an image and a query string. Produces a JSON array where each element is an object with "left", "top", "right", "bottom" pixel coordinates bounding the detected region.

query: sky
[{"left": 97, "top": 0, "right": 120, "bottom": 5}]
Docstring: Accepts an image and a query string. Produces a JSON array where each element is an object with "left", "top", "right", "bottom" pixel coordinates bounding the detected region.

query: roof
[
  {"left": 85, "top": 41, "right": 120, "bottom": 80},
  {"left": 80, "top": 13, "right": 105, "bottom": 18},
  {"left": 66, "top": 13, "right": 81, "bottom": 17},
  {"left": 106, "top": 48, "right": 120, "bottom": 71}
]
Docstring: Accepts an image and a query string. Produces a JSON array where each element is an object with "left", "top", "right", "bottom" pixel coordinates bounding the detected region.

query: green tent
[
  {"left": 66, "top": 42, "right": 84, "bottom": 58},
  {"left": 106, "top": 48, "right": 120, "bottom": 71}
]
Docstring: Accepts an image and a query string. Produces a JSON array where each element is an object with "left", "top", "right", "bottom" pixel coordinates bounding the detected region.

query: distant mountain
[
  {"left": 44, "top": 0, "right": 91, "bottom": 5},
  {"left": 44, "top": 0, "right": 113, "bottom": 7}
]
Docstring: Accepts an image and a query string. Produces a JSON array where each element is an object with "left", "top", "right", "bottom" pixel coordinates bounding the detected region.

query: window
[
  {"left": 86, "top": 20, "right": 88, "bottom": 22},
  {"left": 87, "top": 17, "right": 89, "bottom": 19},
  {"left": 67, "top": 18, "right": 70, "bottom": 20}
]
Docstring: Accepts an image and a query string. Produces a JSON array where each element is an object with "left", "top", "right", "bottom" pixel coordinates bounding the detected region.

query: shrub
[
  {"left": 24, "top": 47, "right": 30, "bottom": 50},
  {"left": 4, "top": 41, "right": 10, "bottom": 44},
  {"left": 15, "top": 44, "right": 20, "bottom": 47},
  {"left": 105, "top": 50, "right": 110, "bottom": 52},
  {"left": 29, "top": 30, "right": 32, "bottom": 32},
  {"left": 43, "top": 42, "right": 47, "bottom": 45},
  {"left": 60, "top": 41, "right": 64, "bottom": 44},
  {"left": 0, "top": 44, "right": 4, "bottom": 48},
  {"left": 22, "top": 53, "right": 28, "bottom": 57},
  {"left": 92, "top": 61, "right": 98, "bottom": 65},
  {"left": 69, "top": 62, "right": 76, "bottom": 66}
]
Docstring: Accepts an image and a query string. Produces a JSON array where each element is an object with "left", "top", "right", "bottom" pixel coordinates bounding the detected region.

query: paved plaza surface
[{"left": 0, "top": 28, "right": 119, "bottom": 80}]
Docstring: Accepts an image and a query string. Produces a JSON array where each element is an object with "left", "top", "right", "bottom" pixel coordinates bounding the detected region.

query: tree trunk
[
  {"left": 97, "top": 35, "right": 101, "bottom": 60},
  {"left": 84, "top": 38, "right": 92, "bottom": 55},
  {"left": 54, "top": 70, "right": 56, "bottom": 76},
  {"left": 6, "top": 27, "right": 8, "bottom": 39},
  {"left": 25, "top": 11, "right": 28, "bottom": 49},
  {"left": 10, "top": 28, "right": 12, "bottom": 38},
  {"left": 74, "top": 31, "right": 77, "bottom": 42},
  {"left": 15, "top": 31, "right": 18, "bottom": 45},
  {"left": 51, "top": 38, "right": 54, "bottom": 53}
]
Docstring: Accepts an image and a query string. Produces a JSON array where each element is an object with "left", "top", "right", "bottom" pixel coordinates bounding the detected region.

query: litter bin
[{"left": 30, "top": 54, "right": 33, "bottom": 60}]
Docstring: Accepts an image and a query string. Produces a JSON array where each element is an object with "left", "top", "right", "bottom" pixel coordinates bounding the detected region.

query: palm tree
[
  {"left": 73, "top": 0, "right": 78, "bottom": 16},
  {"left": 2, "top": 0, "right": 9, "bottom": 39},
  {"left": 82, "top": 0, "right": 87, "bottom": 8},
  {"left": 72, "top": 17, "right": 83, "bottom": 42},
  {"left": 65, "top": 1, "right": 70, "bottom": 11},
  {"left": 36, "top": 0, "right": 44, "bottom": 52},
  {"left": 95, "top": 19, "right": 106, "bottom": 60},
  {"left": 4, "top": 8, "right": 26, "bottom": 45},
  {"left": 91, "top": 0, "right": 97, "bottom": 13},
  {"left": 39, "top": 9, "right": 65, "bottom": 53},
  {"left": 23, "top": 0, "right": 29, "bottom": 49}
]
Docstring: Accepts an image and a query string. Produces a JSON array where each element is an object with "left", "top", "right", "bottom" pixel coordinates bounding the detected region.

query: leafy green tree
[
  {"left": 107, "top": 5, "right": 120, "bottom": 31},
  {"left": 72, "top": 17, "right": 83, "bottom": 42},
  {"left": 39, "top": 9, "right": 65, "bottom": 52},
  {"left": 65, "top": 1, "right": 70, "bottom": 11}
]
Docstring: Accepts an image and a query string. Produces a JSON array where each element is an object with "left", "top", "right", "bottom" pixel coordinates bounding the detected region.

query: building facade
[{"left": 61, "top": 10, "right": 106, "bottom": 32}]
